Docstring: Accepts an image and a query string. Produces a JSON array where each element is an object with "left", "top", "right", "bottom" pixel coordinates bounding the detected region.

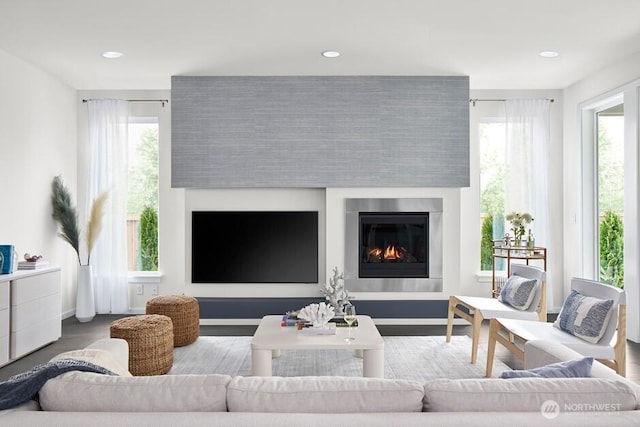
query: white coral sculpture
[
  {"left": 320, "top": 267, "right": 351, "bottom": 315},
  {"left": 297, "top": 302, "right": 335, "bottom": 328}
]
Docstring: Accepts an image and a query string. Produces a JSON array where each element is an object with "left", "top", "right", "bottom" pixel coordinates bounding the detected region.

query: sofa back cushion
[
  {"left": 423, "top": 378, "right": 637, "bottom": 412},
  {"left": 39, "top": 373, "right": 231, "bottom": 412},
  {"left": 227, "top": 376, "right": 424, "bottom": 413}
]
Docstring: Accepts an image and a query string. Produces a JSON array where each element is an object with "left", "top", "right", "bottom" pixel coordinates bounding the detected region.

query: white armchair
[
  {"left": 485, "top": 277, "right": 626, "bottom": 377},
  {"left": 446, "top": 264, "right": 546, "bottom": 364}
]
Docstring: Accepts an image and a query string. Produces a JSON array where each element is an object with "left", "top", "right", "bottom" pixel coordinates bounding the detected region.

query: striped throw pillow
[{"left": 553, "top": 290, "right": 614, "bottom": 343}]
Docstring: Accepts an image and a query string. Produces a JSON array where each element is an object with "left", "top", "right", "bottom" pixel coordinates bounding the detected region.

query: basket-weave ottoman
[
  {"left": 110, "top": 314, "right": 173, "bottom": 375},
  {"left": 146, "top": 295, "right": 199, "bottom": 347}
]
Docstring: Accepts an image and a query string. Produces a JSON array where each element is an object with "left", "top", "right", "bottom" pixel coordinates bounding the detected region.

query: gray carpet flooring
[{"left": 169, "top": 335, "right": 510, "bottom": 380}]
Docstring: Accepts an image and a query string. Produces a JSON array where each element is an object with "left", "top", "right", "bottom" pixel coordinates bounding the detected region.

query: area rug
[{"left": 168, "top": 336, "right": 511, "bottom": 380}]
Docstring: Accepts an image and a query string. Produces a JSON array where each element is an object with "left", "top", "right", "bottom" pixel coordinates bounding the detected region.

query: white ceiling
[{"left": 1, "top": 0, "right": 640, "bottom": 91}]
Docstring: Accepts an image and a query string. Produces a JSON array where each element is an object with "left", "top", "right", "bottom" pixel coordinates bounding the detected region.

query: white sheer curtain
[
  {"left": 504, "top": 99, "right": 554, "bottom": 306},
  {"left": 85, "top": 99, "right": 129, "bottom": 314}
]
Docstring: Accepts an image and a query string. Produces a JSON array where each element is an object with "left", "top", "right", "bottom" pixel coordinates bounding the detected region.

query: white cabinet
[
  {"left": 0, "top": 280, "right": 9, "bottom": 366},
  {"left": 0, "top": 267, "right": 61, "bottom": 366}
]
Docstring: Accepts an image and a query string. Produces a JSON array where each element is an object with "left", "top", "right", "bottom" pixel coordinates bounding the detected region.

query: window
[
  {"left": 127, "top": 118, "right": 159, "bottom": 272},
  {"left": 597, "top": 105, "right": 624, "bottom": 288},
  {"left": 479, "top": 119, "right": 506, "bottom": 271}
]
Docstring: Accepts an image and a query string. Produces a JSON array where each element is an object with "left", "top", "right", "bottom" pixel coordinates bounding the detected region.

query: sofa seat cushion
[
  {"left": 39, "top": 373, "right": 231, "bottom": 412},
  {"left": 227, "top": 376, "right": 424, "bottom": 413},
  {"left": 423, "top": 378, "right": 637, "bottom": 412}
]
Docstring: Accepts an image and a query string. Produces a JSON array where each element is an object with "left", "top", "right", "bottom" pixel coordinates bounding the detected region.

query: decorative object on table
[
  {"left": 0, "top": 245, "right": 15, "bottom": 274},
  {"left": 17, "top": 253, "right": 50, "bottom": 270},
  {"left": 50, "top": 175, "right": 109, "bottom": 323},
  {"left": 505, "top": 212, "right": 533, "bottom": 247},
  {"left": 343, "top": 304, "right": 357, "bottom": 341},
  {"left": 297, "top": 302, "right": 335, "bottom": 328},
  {"left": 320, "top": 266, "right": 351, "bottom": 315}
]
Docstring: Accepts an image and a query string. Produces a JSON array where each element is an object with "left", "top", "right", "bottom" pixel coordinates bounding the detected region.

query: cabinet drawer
[
  {"left": 11, "top": 292, "right": 60, "bottom": 333},
  {"left": 0, "top": 307, "right": 8, "bottom": 334},
  {"left": 0, "top": 336, "right": 8, "bottom": 366},
  {"left": 11, "top": 318, "right": 61, "bottom": 359},
  {"left": 11, "top": 270, "right": 61, "bottom": 305},
  {"left": 0, "top": 281, "right": 8, "bottom": 310}
]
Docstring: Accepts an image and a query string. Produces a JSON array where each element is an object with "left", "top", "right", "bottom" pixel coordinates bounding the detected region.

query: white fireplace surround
[{"left": 344, "top": 198, "right": 443, "bottom": 292}]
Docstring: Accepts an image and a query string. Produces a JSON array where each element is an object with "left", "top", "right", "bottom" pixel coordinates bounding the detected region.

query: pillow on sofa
[
  {"left": 49, "top": 349, "right": 131, "bottom": 377},
  {"left": 423, "top": 378, "right": 637, "bottom": 412},
  {"left": 227, "top": 376, "right": 424, "bottom": 413},
  {"left": 39, "top": 373, "right": 231, "bottom": 412},
  {"left": 553, "top": 290, "right": 614, "bottom": 343},
  {"left": 500, "top": 357, "right": 593, "bottom": 379},
  {"left": 498, "top": 275, "right": 537, "bottom": 310}
]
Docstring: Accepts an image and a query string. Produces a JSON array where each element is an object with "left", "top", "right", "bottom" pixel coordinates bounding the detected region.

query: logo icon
[{"left": 541, "top": 400, "right": 560, "bottom": 419}]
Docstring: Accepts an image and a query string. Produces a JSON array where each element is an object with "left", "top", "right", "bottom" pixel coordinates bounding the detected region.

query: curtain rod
[
  {"left": 469, "top": 98, "right": 554, "bottom": 107},
  {"left": 82, "top": 99, "right": 169, "bottom": 107}
]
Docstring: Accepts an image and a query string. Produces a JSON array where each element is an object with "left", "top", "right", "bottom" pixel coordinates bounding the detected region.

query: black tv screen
[{"left": 192, "top": 211, "right": 318, "bottom": 283}]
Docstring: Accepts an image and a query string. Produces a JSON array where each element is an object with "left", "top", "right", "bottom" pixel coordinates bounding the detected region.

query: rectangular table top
[{"left": 251, "top": 315, "right": 384, "bottom": 350}]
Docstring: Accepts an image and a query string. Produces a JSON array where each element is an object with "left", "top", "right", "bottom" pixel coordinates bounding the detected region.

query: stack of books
[
  {"left": 281, "top": 313, "right": 307, "bottom": 327},
  {"left": 17, "top": 260, "right": 50, "bottom": 270}
]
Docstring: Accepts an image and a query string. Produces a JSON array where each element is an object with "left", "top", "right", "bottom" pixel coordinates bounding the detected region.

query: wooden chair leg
[
  {"left": 446, "top": 296, "right": 456, "bottom": 343},
  {"left": 485, "top": 319, "right": 499, "bottom": 377},
  {"left": 471, "top": 311, "right": 483, "bottom": 364}
]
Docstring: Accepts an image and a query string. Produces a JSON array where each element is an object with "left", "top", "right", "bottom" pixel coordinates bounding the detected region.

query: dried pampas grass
[{"left": 86, "top": 191, "right": 109, "bottom": 265}]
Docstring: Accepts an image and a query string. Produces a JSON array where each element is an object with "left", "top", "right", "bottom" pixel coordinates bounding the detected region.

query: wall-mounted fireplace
[{"left": 345, "top": 198, "right": 442, "bottom": 292}]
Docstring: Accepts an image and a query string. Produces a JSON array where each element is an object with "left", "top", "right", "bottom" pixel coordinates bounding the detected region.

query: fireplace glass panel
[{"left": 359, "top": 213, "right": 429, "bottom": 278}]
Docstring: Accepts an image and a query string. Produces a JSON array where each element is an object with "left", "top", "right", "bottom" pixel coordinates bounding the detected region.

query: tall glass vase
[{"left": 76, "top": 265, "right": 96, "bottom": 323}]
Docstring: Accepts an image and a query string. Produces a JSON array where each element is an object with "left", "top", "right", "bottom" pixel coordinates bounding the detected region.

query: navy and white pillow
[
  {"left": 498, "top": 275, "right": 538, "bottom": 310},
  {"left": 553, "top": 290, "right": 614, "bottom": 344},
  {"left": 500, "top": 357, "right": 593, "bottom": 379}
]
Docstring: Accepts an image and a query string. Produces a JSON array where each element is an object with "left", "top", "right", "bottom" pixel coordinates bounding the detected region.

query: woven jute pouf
[
  {"left": 145, "top": 295, "right": 199, "bottom": 347},
  {"left": 110, "top": 314, "right": 173, "bottom": 376}
]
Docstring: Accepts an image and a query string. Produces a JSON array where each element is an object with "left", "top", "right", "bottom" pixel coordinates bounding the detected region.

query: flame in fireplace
[
  {"left": 383, "top": 245, "right": 405, "bottom": 260},
  {"left": 368, "top": 248, "right": 383, "bottom": 258},
  {"left": 368, "top": 245, "right": 406, "bottom": 261}
]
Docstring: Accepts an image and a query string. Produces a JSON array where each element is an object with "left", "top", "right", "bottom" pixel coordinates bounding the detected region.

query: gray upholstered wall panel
[{"left": 171, "top": 76, "right": 469, "bottom": 188}]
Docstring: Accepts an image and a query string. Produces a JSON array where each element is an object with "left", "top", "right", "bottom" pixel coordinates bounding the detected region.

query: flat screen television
[{"left": 191, "top": 211, "right": 319, "bottom": 283}]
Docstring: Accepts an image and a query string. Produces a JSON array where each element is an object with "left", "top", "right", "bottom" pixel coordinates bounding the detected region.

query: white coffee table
[{"left": 251, "top": 315, "right": 385, "bottom": 378}]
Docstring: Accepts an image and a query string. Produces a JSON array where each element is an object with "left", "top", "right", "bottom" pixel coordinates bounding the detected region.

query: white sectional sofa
[{"left": 1, "top": 338, "right": 639, "bottom": 426}]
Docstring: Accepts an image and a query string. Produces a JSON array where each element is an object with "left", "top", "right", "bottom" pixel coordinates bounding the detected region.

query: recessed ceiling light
[
  {"left": 101, "top": 51, "right": 123, "bottom": 59},
  {"left": 321, "top": 50, "right": 340, "bottom": 58},
  {"left": 539, "top": 51, "right": 559, "bottom": 58}
]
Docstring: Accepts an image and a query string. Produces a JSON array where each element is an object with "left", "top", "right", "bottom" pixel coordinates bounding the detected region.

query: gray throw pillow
[
  {"left": 498, "top": 275, "right": 537, "bottom": 310},
  {"left": 500, "top": 357, "right": 594, "bottom": 379},
  {"left": 553, "top": 290, "right": 614, "bottom": 343}
]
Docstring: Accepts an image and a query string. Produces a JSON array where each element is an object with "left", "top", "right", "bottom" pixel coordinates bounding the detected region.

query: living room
[
  {"left": 1, "top": 1, "right": 640, "bottom": 423},
  {"left": 1, "top": 1, "right": 638, "bottom": 327}
]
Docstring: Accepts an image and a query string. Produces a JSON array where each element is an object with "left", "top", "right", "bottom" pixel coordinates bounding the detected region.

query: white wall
[
  {"left": 563, "top": 51, "right": 640, "bottom": 342},
  {"left": 0, "top": 49, "right": 77, "bottom": 316},
  {"left": 464, "top": 89, "right": 564, "bottom": 310}
]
